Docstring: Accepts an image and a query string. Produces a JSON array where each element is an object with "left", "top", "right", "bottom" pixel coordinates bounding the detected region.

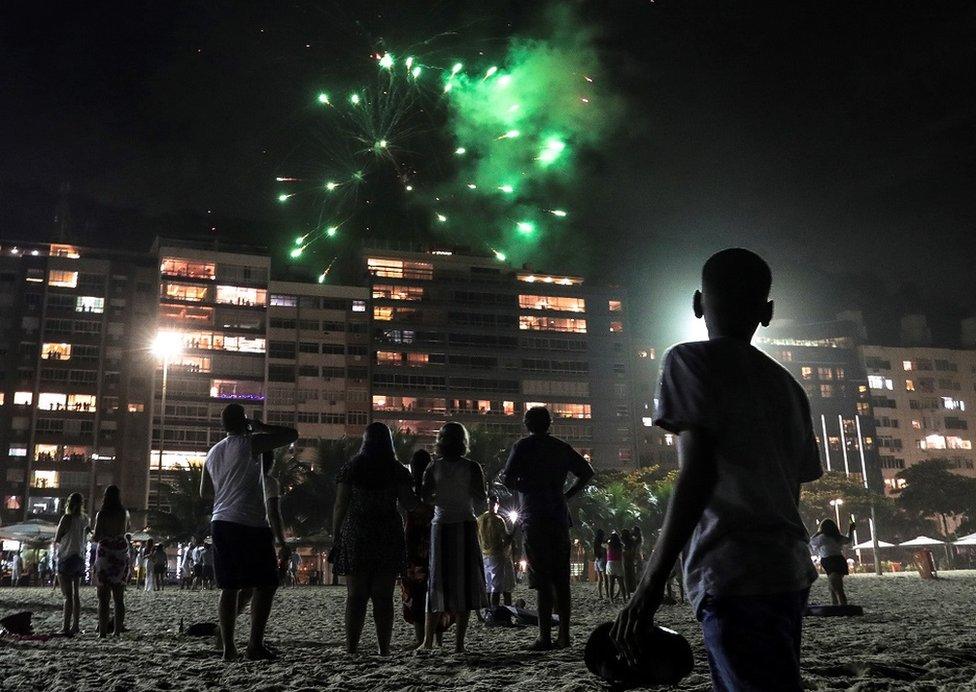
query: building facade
[
  {"left": 860, "top": 344, "right": 976, "bottom": 492},
  {"left": 0, "top": 241, "right": 156, "bottom": 523},
  {"left": 363, "top": 244, "right": 637, "bottom": 469},
  {"left": 265, "top": 280, "right": 370, "bottom": 462}
]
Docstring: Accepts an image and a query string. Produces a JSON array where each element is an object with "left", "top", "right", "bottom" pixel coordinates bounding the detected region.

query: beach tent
[
  {"left": 0, "top": 519, "right": 58, "bottom": 541},
  {"left": 853, "top": 539, "right": 895, "bottom": 549},
  {"left": 897, "top": 536, "right": 946, "bottom": 547}
]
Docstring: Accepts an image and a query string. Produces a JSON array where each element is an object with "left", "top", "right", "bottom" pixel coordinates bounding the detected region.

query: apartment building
[
  {"left": 149, "top": 239, "right": 270, "bottom": 509},
  {"left": 0, "top": 241, "right": 156, "bottom": 523},
  {"left": 265, "top": 281, "right": 370, "bottom": 462},
  {"left": 363, "top": 244, "right": 637, "bottom": 468},
  {"left": 861, "top": 344, "right": 976, "bottom": 492}
]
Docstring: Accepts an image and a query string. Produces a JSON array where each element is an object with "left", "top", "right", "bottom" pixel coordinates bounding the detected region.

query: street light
[
  {"left": 829, "top": 498, "right": 844, "bottom": 528},
  {"left": 151, "top": 331, "right": 183, "bottom": 511}
]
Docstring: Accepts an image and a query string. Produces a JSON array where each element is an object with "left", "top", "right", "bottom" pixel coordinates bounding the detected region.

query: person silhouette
[{"left": 612, "top": 249, "right": 824, "bottom": 692}]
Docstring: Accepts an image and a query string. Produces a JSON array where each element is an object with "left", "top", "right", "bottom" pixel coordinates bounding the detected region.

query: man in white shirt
[{"left": 201, "top": 404, "right": 297, "bottom": 661}]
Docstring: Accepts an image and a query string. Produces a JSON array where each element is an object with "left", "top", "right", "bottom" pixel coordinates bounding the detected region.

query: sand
[{"left": 2, "top": 572, "right": 975, "bottom": 691}]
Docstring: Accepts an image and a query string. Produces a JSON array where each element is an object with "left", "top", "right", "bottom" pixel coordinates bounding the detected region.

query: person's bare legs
[
  {"left": 455, "top": 610, "right": 470, "bottom": 653},
  {"left": 111, "top": 584, "right": 125, "bottom": 636},
  {"left": 216, "top": 587, "right": 252, "bottom": 650},
  {"left": 59, "top": 575, "right": 73, "bottom": 634},
  {"left": 371, "top": 571, "right": 396, "bottom": 655},
  {"left": 345, "top": 573, "right": 370, "bottom": 654},
  {"left": 70, "top": 578, "right": 81, "bottom": 633},
  {"left": 97, "top": 585, "right": 111, "bottom": 637},
  {"left": 554, "top": 579, "right": 571, "bottom": 648},
  {"left": 246, "top": 586, "right": 277, "bottom": 659},
  {"left": 218, "top": 588, "right": 240, "bottom": 660},
  {"left": 534, "top": 582, "right": 555, "bottom": 650},
  {"left": 829, "top": 574, "right": 847, "bottom": 606}
]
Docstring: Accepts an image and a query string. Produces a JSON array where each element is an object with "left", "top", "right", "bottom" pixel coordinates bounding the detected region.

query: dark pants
[{"left": 698, "top": 588, "right": 809, "bottom": 692}]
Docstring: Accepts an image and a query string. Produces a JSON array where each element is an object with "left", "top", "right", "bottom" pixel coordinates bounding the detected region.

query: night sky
[{"left": 3, "top": 1, "right": 975, "bottom": 349}]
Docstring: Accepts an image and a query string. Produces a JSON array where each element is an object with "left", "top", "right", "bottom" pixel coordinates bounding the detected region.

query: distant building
[
  {"left": 265, "top": 280, "right": 370, "bottom": 463},
  {"left": 363, "top": 243, "right": 637, "bottom": 469},
  {"left": 0, "top": 241, "right": 156, "bottom": 523}
]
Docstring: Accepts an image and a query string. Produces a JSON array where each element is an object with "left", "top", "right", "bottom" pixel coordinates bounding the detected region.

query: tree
[
  {"left": 895, "top": 459, "right": 976, "bottom": 538},
  {"left": 146, "top": 465, "right": 211, "bottom": 542},
  {"left": 570, "top": 465, "right": 677, "bottom": 545},
  {"left": 799, "top": 471, "right": 889, "bottom": 531},
  {"left": 467, "top": 425, "right": 517, "bottom": 495}
]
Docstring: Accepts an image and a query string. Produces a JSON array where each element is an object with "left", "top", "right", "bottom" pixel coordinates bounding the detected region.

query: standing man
[
  {"left": 611, "top": 249, "right": 823, "bottom": 691},
  {"left": 201, "top": 403, "right": 297, "bottom": 661},
  {"left": 11, "top": 551, "right": 22, "bottom": 586},
  {"left": 501, "top": 406, "right": 594, "bottom": 650},
  {"left": 477, "top": 493, "right": 516, "bottom": 606}
]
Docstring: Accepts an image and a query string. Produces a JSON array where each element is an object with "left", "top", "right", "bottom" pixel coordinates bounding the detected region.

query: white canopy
[
  {"left": 956, "top": 532, "right": 976, "bottom": 542},
  {"left": 0, "top": 519, "right": 58, "bottom": 541},
  {"left": 853, "top": 539, "right": 895, "bottom": 549},
  {"left": 898, "top": 535, "right": 946, "bottom": 547},
  {"left": 953, "top": 535, "right": 976, "bottom": 546}
]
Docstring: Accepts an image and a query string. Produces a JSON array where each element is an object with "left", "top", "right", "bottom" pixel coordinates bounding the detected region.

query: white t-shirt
[
  {"left": 205, "top": 434, "right": 268, "bottom": 527},
  {"left": 58, "top": 513, "right": 89, "bottom": 558},
  {"left": 810, "top": 533, "right": 850, "bottom": 558},
  {"left": 425, "top": 457, "right": 484, "bottom": 525},
  {"left": 655, "top": 338, "right": 824, "bottom": 613}
]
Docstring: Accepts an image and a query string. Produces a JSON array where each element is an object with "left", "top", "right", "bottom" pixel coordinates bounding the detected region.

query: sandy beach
[{"left": 2, "top": 571, "right": 975, "bottom": 691}]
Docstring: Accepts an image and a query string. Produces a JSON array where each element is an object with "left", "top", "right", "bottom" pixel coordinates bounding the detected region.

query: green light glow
[
  {"left": 277, "top": 194, "right": 290, "bottom": 202},
  {"left": 326, "top": 226, "right": 338, "bottom": 237},
  {"left": 405, "top": 56, "right": 414, "bottom": 69},
  {"left": 443, "top": 82, "right": 453, "bottom": 93},
  {"left": 467, "top": 183, "right": 477, "bottom": 189},
  {"left": 494, "top": 250, "right": 507, "bottom": 262},
  {"left": 318, "top": 274, "right": 326, "bottom": 284},
  {"left": 516, "top": 221, "right": 536, "bottom": 235},
  {"left": 436, "top": 213, "right": 447, "bottom": 223},
  {"left": 452, "top": 62, "right": 463, "bottom": 74},
  {"left": 325, "top": 181, "right": 338, "bottom": 191},
  {"left": 294, "top": 236, "right": 304, "bottom": 246},
  {"left": 405, "top": 185, "right": 413, "bottom": 191},
  {"left": 455, "top": 147, "right": 466, "bottom": 155},
  {"left": 373, "top": 140, "right": 388, "bottom": 152},
  {"left": 537, "top": 137, "right": 567, "bottom": 166},
  {"left": 497, "top": 75, "right": 512, "bottom": 88},
  {"left": 411, "top": 66, "right": 422, "bottom": 79},
  {"left": 499, "top": 129, "right": 520, "bottom": 140},
  {"left": 485, "top": 66, "right": 498, "bottom": 78},
  {"left": 549, "top": 209, "right": 568, "bottom": 217},
  {"left": 353, "top": 170, "right": 364, "bottom": 181},
  {"left": 317, "top": 92, "right": 330, "bottom": 105},
  {"left": 498, "top": 184, "right": 514, "bottom": 194},
  {"left": 289, "top": 247, "right": 303, "bottom": 258},
  {"left": 378, "top": 53, "right": 394, "bottom": 69},
  {"left": 349, "top": 93, "right": 361, "bottom": 105}
]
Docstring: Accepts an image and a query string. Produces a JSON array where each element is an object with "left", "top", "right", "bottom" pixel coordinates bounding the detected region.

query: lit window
[
  {"left": 209, "top": 379, "right": 264, "bottom": 401},
  {"left": 406, "top": 353, "right": 429, "bottom": 366},
  {"left": 800, "top": 367, "right": 813, "bottom": 380},
  {"left": 48, "top": 270, "right": 78, "bottom": 288},
  {"left": 906, "top": 379, "right": 915, "bottom": 391},
  {"left": 517, "top": 273, "right": 582, "bottom": 286},
  {"left": 270, "top": 294, "right": 297, "bottom": 307},
  {"left": 818, "top": 367, "right": 833, "bottom": 380},
  {"left": 352, "top": 300, "right": 367, "bottom": 312},
  {"left": 163, "top": 282, "right": 208, "bottom": 302},
  {"left": 942, "top": 397, "right": 966, "bottom": 411},
  {"left": 548, "top": 403, "right": 591, "bottom": 419},
  {"left": 820, "top": 384, "right": 834, "bottom": 398},
  {"left": 159, "top": 304, "right": 213, "bottom": 323},
  {"left": 503, "top": 401, "right": 515, "bottom": 415},
  {"left": 868, "top": 375, "right": 886, "bottom": 390},
  {"left": 0, "top": 393, "right": 4, "bottom": 406},
  {"left": 518, "top": 295, "right": 586, "bottom": 312},
  {"left": 148, "top": 449, "right": 207, "bottom": 470},
  {"left": 663, "top": 433, "right": 675, "bottom": 446},
  {"left": 373, "top": 307, "right": 393, "bottom": 321},
  {"left": 641, "top": 416, "right": 654, "bottom": 427},
  {"left": 903, "top": 360, "right": 913, "bottom": 371},
  {"left": 127, "top": 403, "right": 145, "bottom": 413},
  {"left": 911, "top": 420, "right": 922, "bottom": 430},
  {"left": 41, "top": 343, "right": 72, "bottom": 360},
  {"left": 946, "top": 436, "right": 973, "bottom": 450},
  {"left": 373, "top": 285, "right": 423, "bottom": 301},
  {"left": 13, "top": 392, "right": 33, "bottom": 406},
  {"left": 519, "top": 316, "right": 587, "bottom": 333},
  {"left": 50, "top": 244, "right": 81, "bottom": 258},
  {"left": 609, "top": 300, "right": 622, "bottom": 312},
  {"left": 31, "top": 470, "right": 58, "bottom": 488},
  {"left": 38, "top": 393, "right": 67, "bottom": 410},
  {"left": 4, "top": 496, "right": 22, "bottom": 510},
  {"left": 920, "top": 434, "right": 946, "bottom": 450},
  {"left": 9, "top": 447, "right": 28, "bottom": 457},
  {"left": 34, "top": 444, "right": 59, "bottom": 461},
  {"left": 215, "top": 285, "right": 267, "bottom": 306},
  {"left": 376, "top": 351, "right": 401, "bottom": 364},
  {"left": 885, "top": 378, "right": 894, "bottom": 390},
  {"left": 367, "top": 258, "right": 433, "bottom": 280},
  {"left": 67, "top": 394, "right": 97, "bottom": 412},
  {"left": 160, "top": 257, "right": 215, "bottom": 280},
  {"left": 75, "top": 296, "right": 104, "bottom": 313},
  {"left": 609, "top": 321, "right": 623, "bottom": 333}
]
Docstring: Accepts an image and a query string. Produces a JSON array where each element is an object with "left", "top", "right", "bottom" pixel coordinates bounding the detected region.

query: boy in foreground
[{"left": 612, "top": 249, "right": 823, "bottom": 691}]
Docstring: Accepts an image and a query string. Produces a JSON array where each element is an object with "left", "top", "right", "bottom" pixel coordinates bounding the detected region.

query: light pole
[
  {"left": 151, "top": 331, "right": 183, "bottom": 513},
  {"left": 829, "top": 498, "right": 844, "bottom": 528}
]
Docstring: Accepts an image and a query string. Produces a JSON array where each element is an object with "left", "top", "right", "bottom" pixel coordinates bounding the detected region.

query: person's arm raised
[
  {"left": 611, "top": 428, "right": 717, "bottom": 665},
  {"left": 249, "top": 419, "right": 299, "bottom": 454}
]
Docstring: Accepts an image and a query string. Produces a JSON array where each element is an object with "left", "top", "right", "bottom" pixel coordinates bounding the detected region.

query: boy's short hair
[
  {"left": 702, "top": 248, "right": 772, "bottom": 306},
  {"left": 221, "top": 404, "right": 247, "bottom": 433},
  {"left": 524, "top": 406, "right": 552, "bottom": 433}
]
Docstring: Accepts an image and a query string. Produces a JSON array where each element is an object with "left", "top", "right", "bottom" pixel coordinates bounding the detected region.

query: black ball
[{"left": 584, "top": 621, "right": 693, "bottom": 688}]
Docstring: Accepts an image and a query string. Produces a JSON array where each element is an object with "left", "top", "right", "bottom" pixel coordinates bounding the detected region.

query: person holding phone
[{"left": 810, "top": 517, "right": 856, "bottom": 606}]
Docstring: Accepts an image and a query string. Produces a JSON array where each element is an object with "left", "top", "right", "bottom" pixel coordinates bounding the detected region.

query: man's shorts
[
  {"left": 211, "top": 520, "right": 279, "bottom": 590},
  {"left": 523, "top": 523, "right": 571, "bottom": 590}
]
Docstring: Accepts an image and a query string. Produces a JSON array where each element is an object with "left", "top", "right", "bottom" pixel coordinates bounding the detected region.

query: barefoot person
[
  {"left": 501, "top": 406, "right": 594, "bottom": 650},
  {"left": 612, "top": 249, "right": 824, "bottom": 691},
  {"left": 810, "top": 518, "right": 856, "bottom": 606},
  {"left": 92, "top": 485, "right": 130, "bottom": 637},
  {"left": 593, "top": 529, "right": 608, "bottom": 600},
  {"left": 54, "top": 492, "right": 88, "bottom": 636},
  {"left": 422, "top": 422, "right": 488, "bottom": 653},
  {"left": 477, "top": 493, "right": 516, "bottom": 607},
  {"left": 605, "top": 531, "right": 626, "bottom": 602},
  {"left": 201, "top": 403, "right": 297, "bottom": 661}
]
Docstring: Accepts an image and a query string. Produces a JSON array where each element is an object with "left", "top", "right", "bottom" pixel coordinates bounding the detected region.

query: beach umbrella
[
  {"left": 897, "top": 536, "right": 946, "bottom": 547},
  {"left": 129, "top": 531, "right": 155, "bottom": 542},
  {"left": 953, "top": 535, "right": 976, "bottom": 546},
  {"left": 955, "top": 532, "right": 976, "bottom": 542},
  {"left": 0, "top": 519, "right": 58, "bottom": 541},
  {"left": 853, "top": 539, "right": 895, "bottom": 550}
]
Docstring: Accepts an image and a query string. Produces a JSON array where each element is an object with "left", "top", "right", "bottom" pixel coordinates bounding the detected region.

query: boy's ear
[
  {"left": 760, "top": 299, "right": 774, "bottom": 327},
  {"left": 693, "top": 290, "right": 704, "bottom": 319}
]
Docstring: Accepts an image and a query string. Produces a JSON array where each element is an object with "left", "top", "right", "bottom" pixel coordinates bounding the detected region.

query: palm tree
[
  {"left": 467, "top": 425, "right": 517, "bottom": 495},
  {"left": 146, "top": 465, "right": 211, "bottom": 542}
]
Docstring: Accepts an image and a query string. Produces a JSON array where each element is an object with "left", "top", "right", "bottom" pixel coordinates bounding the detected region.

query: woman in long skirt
[{"left": 421, "top": 422, "right": 488, "bottom": 653}]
